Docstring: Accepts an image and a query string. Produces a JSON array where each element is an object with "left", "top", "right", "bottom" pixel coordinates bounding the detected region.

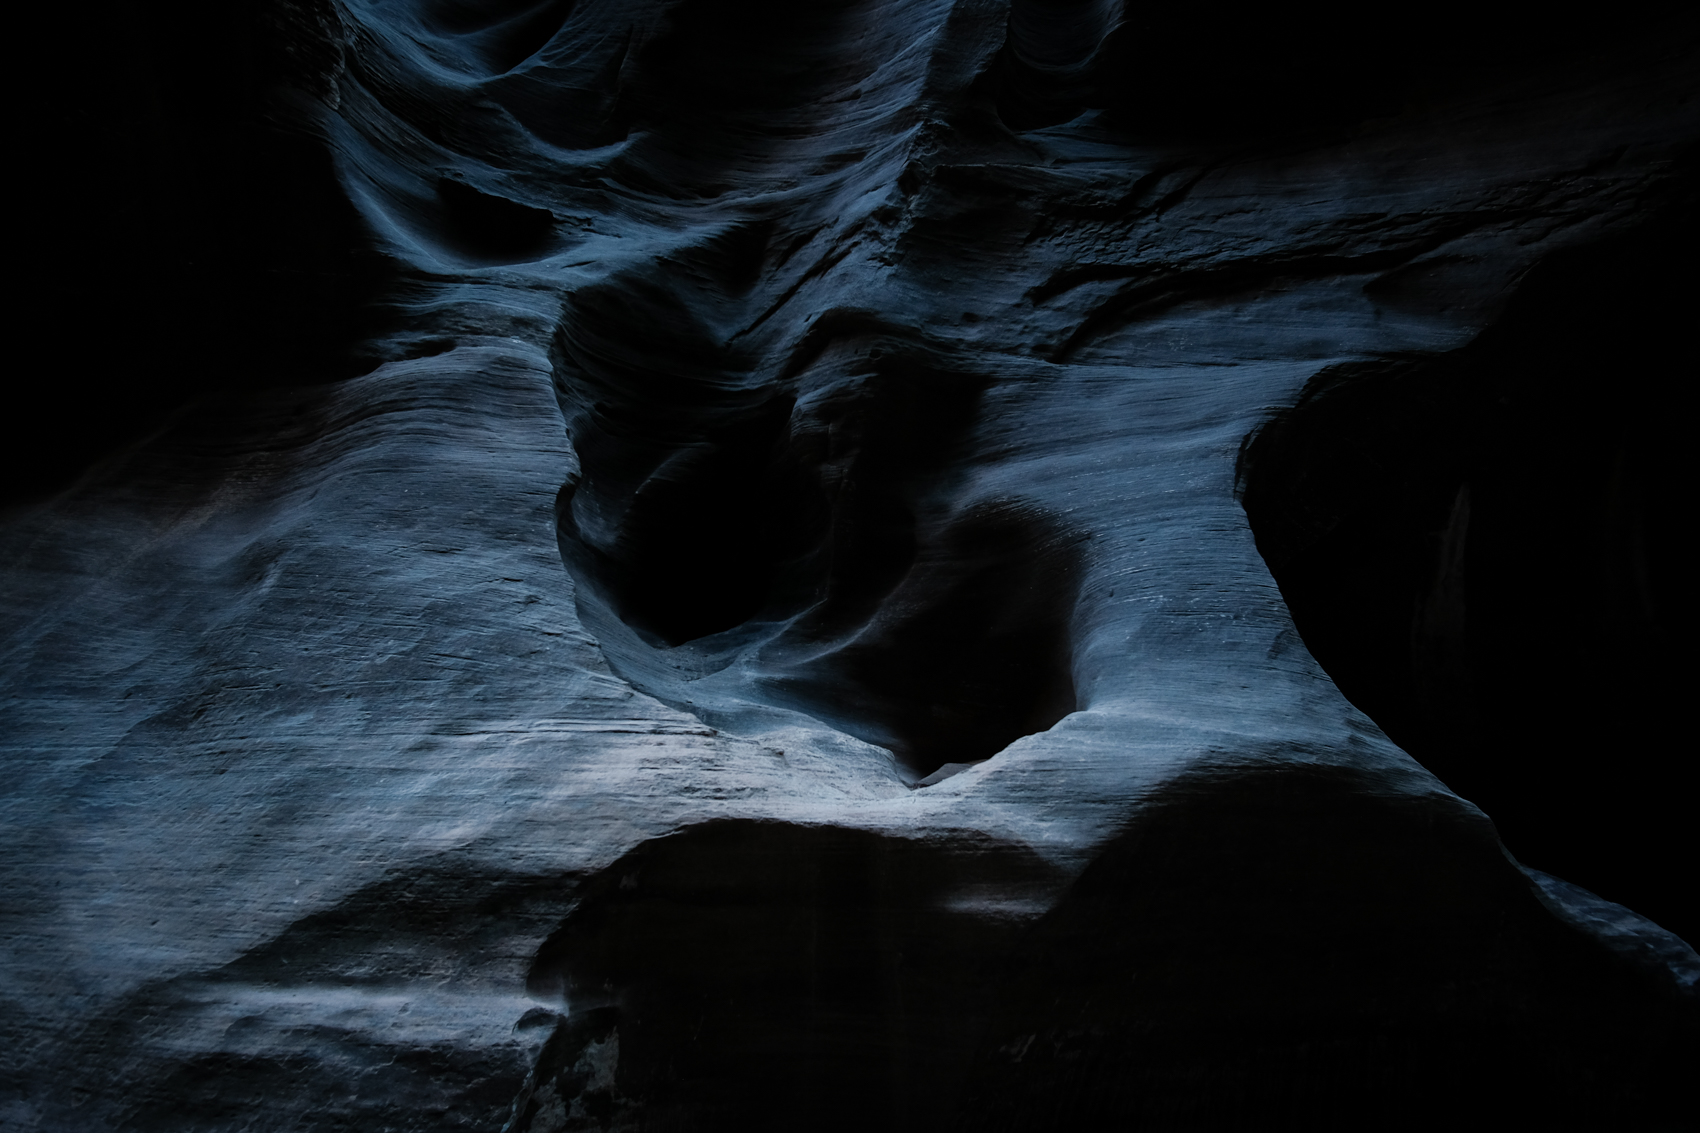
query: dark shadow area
[
  {"left": 988, "top": 7, "right": 1699, "bottom": 137},
  {"left": 776, "top": 497, "right": 1084, "bottom": 774},
  {"left": 569, "top": 0, "right": 876, "bottom": 196},
  {"left": 515, "top": 773, "right": 1695, "bottom": 1131},
  {"left": 615, "top": 0, "right": 864, "bottom": 128},
  {"left": 772, "top": 360, "right": 988, "bottom": 643},
  {"left": 516, "top": 820, "right": 1065, "bottom": 1133},
  {"left": 987, "top": 0, "right": 1118, "bottom": 131},
  {"left": 958, "top": 763, "right": 1698, "bottom": 1131},
  {"left": 555, "top": 282, "right": 1081, "bottom": 775},
  {"left": 558, "top": 392, "right": 820, "bottom": 646},
  {"left": 1237, "top": 195, "right": 1698, "bottom": 944},
  {"left": 435, "top": 177, "right": 558, "bottom": 262},
  {"left": 14, "top": 0, "right": 391, "bottom": 511},
  {"left": 551, "top": 270, "right": 828, "bottom": 647}
]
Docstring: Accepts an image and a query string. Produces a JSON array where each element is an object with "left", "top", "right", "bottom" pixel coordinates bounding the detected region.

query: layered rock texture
[{"left": 5, "top": 3, "right": 1697, "bottom": 1129}]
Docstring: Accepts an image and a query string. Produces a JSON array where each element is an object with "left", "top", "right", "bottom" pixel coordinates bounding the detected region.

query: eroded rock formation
[{"left": 4, "top": 3, "right": 1696, "bottom": 1129}]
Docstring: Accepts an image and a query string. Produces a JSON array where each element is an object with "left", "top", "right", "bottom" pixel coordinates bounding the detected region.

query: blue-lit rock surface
[{"left": 3, "top": 3, "right": 1695, "bottom": 1129}]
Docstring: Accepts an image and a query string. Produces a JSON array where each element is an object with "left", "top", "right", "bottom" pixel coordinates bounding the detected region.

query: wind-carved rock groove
[{"left": 554, "top": 265, "right": 1085, "bottom": 778}]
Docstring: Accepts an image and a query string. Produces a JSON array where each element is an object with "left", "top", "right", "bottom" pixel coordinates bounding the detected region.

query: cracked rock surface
[{"left": 4, "top": 3, "right": 1696, "bottom": 1129}]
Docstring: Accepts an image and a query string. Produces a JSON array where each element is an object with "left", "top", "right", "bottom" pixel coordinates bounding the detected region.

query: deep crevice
[
  {"left": 771, "top": 497, "right": 1084, "bottom": 773},
  {"left": 1237, "top": 199, "right": 1697, "bottom": 944},
  {"left": 435, "top": 177, "right": 556, "bottom": 261},
  {"left": 553, "top": 278, "right": 1081, "bottom": 775},
  {"left": 551, "top": 266, "right": 822, "bottom": 647},
  {"left": 559, "top": 392, "right": 820, "bottom": 647}
]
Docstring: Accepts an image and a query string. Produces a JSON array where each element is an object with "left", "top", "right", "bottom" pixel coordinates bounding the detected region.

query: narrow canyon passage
[{"left": 4, "top": 3, "right": 1696, "bottom": 1129}]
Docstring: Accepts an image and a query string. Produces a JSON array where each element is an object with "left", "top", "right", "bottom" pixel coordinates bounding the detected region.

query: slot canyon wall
[{"left": 4, "top": 2, "right": 1697, "bottom": 1129}]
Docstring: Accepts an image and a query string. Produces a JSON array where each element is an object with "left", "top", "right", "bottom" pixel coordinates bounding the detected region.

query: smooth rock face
[{"left": 4, "top": 3, "right": 1696, "bottom": 1130}]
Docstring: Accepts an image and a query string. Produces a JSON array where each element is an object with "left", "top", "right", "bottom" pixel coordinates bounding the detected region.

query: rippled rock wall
[{"left": 5, "top": 3, "right": 1696, "bottom": 1129}]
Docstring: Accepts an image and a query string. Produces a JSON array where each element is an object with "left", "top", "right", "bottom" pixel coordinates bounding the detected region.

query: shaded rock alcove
[
  {"left": 1237, "top": 188, "right": 1698, "bottom": 946},
  {"left": 512, "top": 820, "right": 1064, "bottom": 1131},
  {"left": 555, "top": 287, "right": 1085, "bottom": 778},
  {"left": 511, "top": 769, "right": 1695, "bottom": 1132}
]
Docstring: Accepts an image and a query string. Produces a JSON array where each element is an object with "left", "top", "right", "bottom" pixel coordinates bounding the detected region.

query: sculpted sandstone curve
[{"left": 3, "top": 3, "right": 1695, "bottom": 1129}]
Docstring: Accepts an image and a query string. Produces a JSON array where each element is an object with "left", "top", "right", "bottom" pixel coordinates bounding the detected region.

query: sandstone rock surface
[{"left": 4, "top": 3, "right": 1696, "bottom": 1129}]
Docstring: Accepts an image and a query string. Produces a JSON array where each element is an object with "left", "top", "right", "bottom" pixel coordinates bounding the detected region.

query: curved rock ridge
[{"left": 3, "top": 2, "right": 1697, "bottom": 1129}]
